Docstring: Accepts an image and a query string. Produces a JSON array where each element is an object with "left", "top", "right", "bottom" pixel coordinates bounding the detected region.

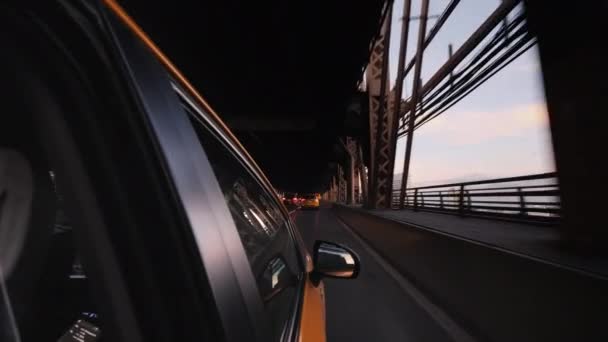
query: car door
[{"left": 102, "top": 2, "right": 327, "bottom": 341}]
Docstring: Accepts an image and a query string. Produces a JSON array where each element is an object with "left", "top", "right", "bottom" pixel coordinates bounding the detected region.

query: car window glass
[{"left": 182, "top": 102, "right": 303, "bottom": 340}]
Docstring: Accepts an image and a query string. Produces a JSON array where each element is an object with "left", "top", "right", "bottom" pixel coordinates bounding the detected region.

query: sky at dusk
[{"left": 386, "top": 0, "right": 555, "bottom": 187}]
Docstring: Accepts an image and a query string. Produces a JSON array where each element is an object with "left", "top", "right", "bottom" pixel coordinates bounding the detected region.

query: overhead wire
[
  {"left": 397, "top": 8, "right": 536, "bottom": 137},
  {"left": 411, "top": 37, "right": 537, "bottom": 133},
  {"left": 398, "top": 10, "right": 528, "bottom": 130},
  {"left": 414, "top": 20, "right": 530, "bottom": 121}
]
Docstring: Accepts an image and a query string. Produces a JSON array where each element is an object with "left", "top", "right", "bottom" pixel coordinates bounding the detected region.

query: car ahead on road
[
  {"left": 300, "top": 194, "right": 320, "bottom": 210},
  {"left": 0, "top": 1, "right": 360, "bottom": 342},
  {"left": 282, "top": 192, "right": 298, "bottom": 206}
]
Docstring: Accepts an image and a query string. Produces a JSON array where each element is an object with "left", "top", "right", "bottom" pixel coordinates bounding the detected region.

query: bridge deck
[{"left": 353, "top": 206, "right": 608, "bottom": 277}]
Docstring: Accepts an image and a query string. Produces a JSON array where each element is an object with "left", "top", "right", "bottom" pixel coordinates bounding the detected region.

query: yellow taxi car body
[{"left": 301, "top": 194, "right": 320, "bottom": 209}]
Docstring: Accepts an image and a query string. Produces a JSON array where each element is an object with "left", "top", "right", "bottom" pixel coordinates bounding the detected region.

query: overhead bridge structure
[{"left": 317, "top": 0, "right": 605, "bottom": 254}]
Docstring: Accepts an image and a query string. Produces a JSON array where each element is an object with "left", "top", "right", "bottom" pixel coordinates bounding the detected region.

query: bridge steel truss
[
  {"left": 358, "top": 0, "right": 528, "bottom": 209},
  {"left": 340, "top": 136, "right": 365, "bottom": 205}
]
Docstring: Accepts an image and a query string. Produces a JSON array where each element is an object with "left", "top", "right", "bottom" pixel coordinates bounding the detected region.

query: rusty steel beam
[{"left": 358, "top": 144, "right": 368, "bottom": 204}]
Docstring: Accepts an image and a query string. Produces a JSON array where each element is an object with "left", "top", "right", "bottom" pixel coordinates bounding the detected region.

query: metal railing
[{"left": 391, "top": 172, "right": 560, "bottom": 223}]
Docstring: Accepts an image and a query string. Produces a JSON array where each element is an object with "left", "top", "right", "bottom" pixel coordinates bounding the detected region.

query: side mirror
[{"left": 312, "top": 241, "right": 360, "bottom": 281}]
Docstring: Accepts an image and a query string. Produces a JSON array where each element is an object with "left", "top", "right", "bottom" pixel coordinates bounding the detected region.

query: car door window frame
[
  {"left": 173, "top": 83, "right": 308, "bottom": 341},
  {"left": 173, "top": 83, "right": 307, "bottom": 268}
]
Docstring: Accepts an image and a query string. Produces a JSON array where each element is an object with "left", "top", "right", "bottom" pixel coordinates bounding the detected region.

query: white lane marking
[{"left": 334, "top": 216, "right": 477, "bottom": 342}]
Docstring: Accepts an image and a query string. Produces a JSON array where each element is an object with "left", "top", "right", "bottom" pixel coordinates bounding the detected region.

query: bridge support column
[
  {"left": 337, "top": 164, "right": 347, "bottom": 204},
  {"left": 331, "top": 176, "right": 338, "bottom": 202},
  {"left": 328, "top": 177, "right": 333, "bottom": 202},
  {"left": 342, "top": 137, "right": 358, "bottom": 205},
  {"left": 353, "top": 169, "right": 360, "bottom": 204},
  {"left": 526, "top": 1, "right": 607, "bottom": 252},
  {"left": 346, "top": 157, "right": 355, "bottom": 205},
  {"left": 358, "top": 145, "right": 368, "bottom": 205}
]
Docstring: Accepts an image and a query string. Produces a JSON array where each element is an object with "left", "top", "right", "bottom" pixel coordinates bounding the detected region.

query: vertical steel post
[
  {"left": 399, "top": 0, "right": 430, "bottom": 208},
  {"left": 350, "top": 159, "right": 356, "bottom": 205},
  {"left": 339, "top": 164, "right": 347, "bottom": 203},
  {"left": 448, "top": 44, "right": 454, "bottom": 90},
  {"left": 517, "top": 187, "right": 526, "bottom": 215},
  {"left": 458, "top": 184, "right": 465, "bottom": 215},
  {"left": 358, "top": 145, "right": 368, "bottom": 204},
  {"left": 418, "top": 77, "right": 424, "bottom": 113},
  {"left": 332, "top": 176, "right": 338, "bottom": 202},
  {"left": 386, "top": 0, "right": 412, "bottom": 206},
  {"left": 344, "top": 138, "right": 357, "bottom": 205},
  {"left": 337, "top": 164, "right": 343, "bottom": 203}
]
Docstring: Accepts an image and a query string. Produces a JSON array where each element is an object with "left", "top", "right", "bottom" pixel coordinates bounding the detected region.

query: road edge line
[{"left": 334, "top": 215, "right": 477, "bottom": 342}]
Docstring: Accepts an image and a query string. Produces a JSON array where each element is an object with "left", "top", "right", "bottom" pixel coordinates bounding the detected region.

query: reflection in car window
[
  {"left": 258, "top": 256, "right": 296, "bottom": 303},
  {"left": 1, "top": 158, "right": 104, "bottom": 341},
  {"left": 183, "top": 101, "right": 302, "bottom": 341}
]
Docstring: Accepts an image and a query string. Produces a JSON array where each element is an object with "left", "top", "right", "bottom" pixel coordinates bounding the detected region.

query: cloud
[
  {"left": 393, "top": 101, "right": 555, "bottom": 187},
  {"left": 420, "top": 102, "right": 550, "bottom": 146}
]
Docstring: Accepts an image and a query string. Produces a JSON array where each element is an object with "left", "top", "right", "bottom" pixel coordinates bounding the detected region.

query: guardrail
[
  {"left": 333, "top": 203, "right": 607, "bottom": 341},
  {"left": 392, "top": 172, "right": 560, "bottom": 223}
]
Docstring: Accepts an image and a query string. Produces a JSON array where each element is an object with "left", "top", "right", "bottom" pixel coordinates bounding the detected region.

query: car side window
[{"left": 181, "top": 100, "right": 302, "bottom": 340}]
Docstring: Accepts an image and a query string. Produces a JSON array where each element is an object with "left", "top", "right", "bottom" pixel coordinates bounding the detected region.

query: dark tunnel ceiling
[{"left": 119, "top": 0, "right": 386, "bottom": 192}]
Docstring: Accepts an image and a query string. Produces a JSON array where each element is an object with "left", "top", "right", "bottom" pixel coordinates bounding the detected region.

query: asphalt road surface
[{"left": 293, "top": 204, "right": 454, "bottom": 342}]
